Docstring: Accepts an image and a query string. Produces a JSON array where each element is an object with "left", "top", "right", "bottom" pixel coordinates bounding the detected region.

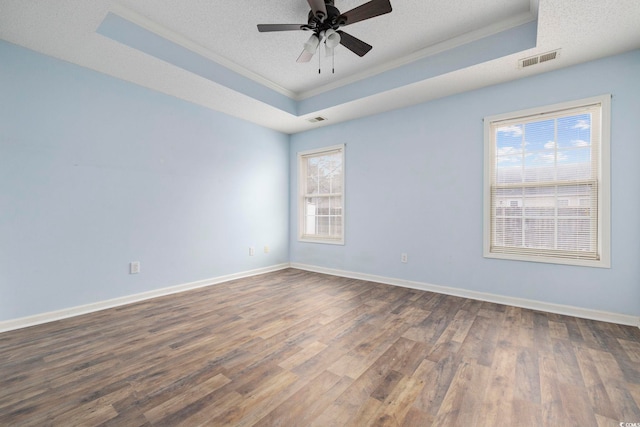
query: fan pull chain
[
  {"left": 332, "top": 48, "right": 335, "bottom": 74},
  {"left": 318, "top": 46, "right": 321, "bottom": 74}
]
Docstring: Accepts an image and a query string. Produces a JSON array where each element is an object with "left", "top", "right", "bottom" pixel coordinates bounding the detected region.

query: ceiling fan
[{"left": 257, "top": 0, "right": 393, "bottom": 64}]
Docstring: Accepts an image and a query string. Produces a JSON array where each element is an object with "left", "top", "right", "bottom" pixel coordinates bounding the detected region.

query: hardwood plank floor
[{"left": 1, "top": 268, "right": 639, "bottom": 426}]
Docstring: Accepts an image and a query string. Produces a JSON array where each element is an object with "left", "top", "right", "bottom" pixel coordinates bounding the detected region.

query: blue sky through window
[{"left": 496, "top": 113, "right": 592, "bottom": 178}]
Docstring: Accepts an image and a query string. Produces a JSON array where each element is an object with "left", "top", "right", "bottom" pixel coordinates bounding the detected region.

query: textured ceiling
[
  {"left": 109, "top": 0, "right": 533, "bottom": 95},
  {"left": 1, "top": 0, "right": 639, "bottom": 134}
]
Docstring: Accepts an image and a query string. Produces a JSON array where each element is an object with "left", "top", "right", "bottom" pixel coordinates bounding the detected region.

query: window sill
[
  {"left": 484, "top": 251, "right": 610, "bottom": 268},
  {"left": 299, "top": 236, "right": 345, "bottom": 246}
]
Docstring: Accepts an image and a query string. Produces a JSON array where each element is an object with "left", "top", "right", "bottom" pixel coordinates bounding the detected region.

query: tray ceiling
[{"left": 1, "top": 0, "right": 639, "bottom": 133}]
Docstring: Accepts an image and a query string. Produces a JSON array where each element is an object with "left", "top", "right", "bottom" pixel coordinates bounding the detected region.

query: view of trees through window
[{"left": 301, "top": 148, "right": 344, "bottom": 242}]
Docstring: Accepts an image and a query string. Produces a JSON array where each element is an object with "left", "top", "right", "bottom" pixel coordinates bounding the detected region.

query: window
[
  {"left": 484, "top": 95, "right": 610, "bottom": 267},
  {"left": 298, "top": 145, "right": 344, "bottom": 244}
]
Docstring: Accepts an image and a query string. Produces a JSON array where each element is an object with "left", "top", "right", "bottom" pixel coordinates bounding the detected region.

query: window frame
[
  {"left": 483, "top": 95, "right": 611, "bottom": 268},
  {"left": 297, "top": 144, "right": 345, "bottom": 245}
]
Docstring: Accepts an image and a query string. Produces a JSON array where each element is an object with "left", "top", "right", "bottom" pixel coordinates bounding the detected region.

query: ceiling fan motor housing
[
  {"left": 257, "top": 0, "right": 391, "bottom": 61},
  {"left": 307, "top": 3, "right": 345, "bottom": 34}
]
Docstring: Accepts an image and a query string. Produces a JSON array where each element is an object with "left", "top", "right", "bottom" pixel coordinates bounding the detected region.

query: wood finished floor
[{"left": 1, "top": 269, "right": 639, "bottom": 426}]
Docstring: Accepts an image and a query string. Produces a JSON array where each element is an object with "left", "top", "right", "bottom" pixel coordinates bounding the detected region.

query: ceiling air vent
[
  {"left": 519, "top": 49, "right": 560, "bottom": 69},
  {"left": 307, "top": 116, "right": 327, "bottom": 123},
  {"left": 539, "top": 51, "right": 558, "bottom": 63}
]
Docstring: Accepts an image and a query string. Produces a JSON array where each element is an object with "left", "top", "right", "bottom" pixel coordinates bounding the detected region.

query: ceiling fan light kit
[
  {"left": 257, "top": 0, "right": 392, "bottom": 73},
  {"left": 303, "top": 34, "right": 320, "bottom": 54},
  {"left": 324, "top": 29, "right": 341, "bottom": 49}
]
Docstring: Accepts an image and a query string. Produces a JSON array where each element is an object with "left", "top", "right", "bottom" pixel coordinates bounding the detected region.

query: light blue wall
[
  {"left": 2, "top": 39, "right": 638, "bottom": 323},
  {"left": 0, "top": 41, "right": 290, "bottom": 321},
  {"left": 290, "top": 49, "right": 640, "bottom": 317}
]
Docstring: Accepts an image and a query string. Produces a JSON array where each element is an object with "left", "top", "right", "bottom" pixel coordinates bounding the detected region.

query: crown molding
[
  {"left": 107, "top": 2, "right": 298, "bottom": 100},
  {"left": 297, "top": 10, "right": 538, "bottom": 100}
]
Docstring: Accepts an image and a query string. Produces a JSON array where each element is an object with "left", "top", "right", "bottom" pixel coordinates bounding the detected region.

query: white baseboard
[
  {"left": 3, "top": 262, "right": 638, "bottom": 333},
  {"left": 291, "top": 263, "right": 640, "bottom": 328},
  {"left": 0, "top": 263, "right": 290, "bottom": 333}
]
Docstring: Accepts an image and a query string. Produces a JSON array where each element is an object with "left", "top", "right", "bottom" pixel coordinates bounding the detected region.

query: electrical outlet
[
  {"left": 264, "top": 245, "right": 269, "bottom": 254},
  {"left": 249, "top": 247, "right": 255, "bottom": 256},
  {"left": 401, "top": 253, "right": 408, "bottom": 263},
  {"left": 130, "top": 261, "right": 141, "bottom": 274}
]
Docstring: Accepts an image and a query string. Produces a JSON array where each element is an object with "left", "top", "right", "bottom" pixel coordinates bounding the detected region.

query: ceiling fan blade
[
  {"left": 307, "top": 0, "right": 328, "bottom": 20},
  {"left": 257, "top": 24, "right": 306, "bottom": 32},
  {"left": 337, "top": 31, "right": 372, "bottom": 57},
  {"left": 339, "top": 0, "right": 392, "bottom": 26},
  {"left": 297, "top": 49, "right": 315, "bottom": 63}
]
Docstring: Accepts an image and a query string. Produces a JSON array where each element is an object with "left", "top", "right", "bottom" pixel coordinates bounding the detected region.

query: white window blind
[
  {"left": 484, "top": 95, "right": 610, "bottom": 267},
  {"left": 298, "top": 145, "right": 344, "bottom": 244}
]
